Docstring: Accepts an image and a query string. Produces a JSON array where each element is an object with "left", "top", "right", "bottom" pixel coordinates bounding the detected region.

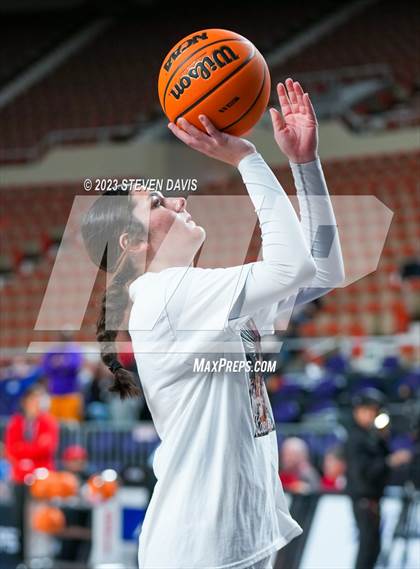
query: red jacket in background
[{"left": 5, "top": 412, "right": 59, "bottom": 483}]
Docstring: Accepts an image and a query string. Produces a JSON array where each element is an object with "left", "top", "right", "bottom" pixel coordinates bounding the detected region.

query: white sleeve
[
  {"left": 142, "top": 153, "right": 316, "bottom": 340},
  {"left": 228, "top": 152, "right": 316, "bottom": 329},
  {"left": 256, "top": 158, "right": 346, "bottom": 334},
  {"left": 291, "top": 158, "right": 345, "bottom": 295}
]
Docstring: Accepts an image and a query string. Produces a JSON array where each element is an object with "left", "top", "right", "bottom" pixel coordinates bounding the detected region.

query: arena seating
[
  {"left": 0, "top": 13, "right": 88, "bottom": 87},
  {"left": 0, "top": 150, "right": 418, "bottom": 349},
  {"left": 271, "top": 0, "right": 419, "bottom": 95},
  {"left": 0, "top": 1, "right": 345, "bottom": 161}
]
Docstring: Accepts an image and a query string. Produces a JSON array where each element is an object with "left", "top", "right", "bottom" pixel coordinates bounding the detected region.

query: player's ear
[{"left": 119, "top": 233, "right": 148, "bottom": 254}]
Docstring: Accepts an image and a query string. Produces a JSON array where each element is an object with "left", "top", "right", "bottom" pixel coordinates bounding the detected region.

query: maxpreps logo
[
  {"left": 164, "top": 32, "right": 209, "bottom": 72},
  {"left": 169, "top": 45, "right": 240, "bottom": 101}
]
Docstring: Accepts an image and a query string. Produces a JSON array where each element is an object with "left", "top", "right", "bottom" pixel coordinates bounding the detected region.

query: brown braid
[
  {"left": 96, "top": 257, "right": 141, "bottom": 399},
  {"left": 81, "top": 188, "right": 145, "bottom": 399}
]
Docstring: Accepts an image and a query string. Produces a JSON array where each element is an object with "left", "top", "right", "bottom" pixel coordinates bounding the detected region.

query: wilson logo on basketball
[
  {"left": 164, "top": 32, "right": 209, "bottom": 72},
  {"left": 159, "top": 28, "right": 271, "bottom": 136},
  {"left": 169, "top": 45, "right": 240, "bottom": 101}
]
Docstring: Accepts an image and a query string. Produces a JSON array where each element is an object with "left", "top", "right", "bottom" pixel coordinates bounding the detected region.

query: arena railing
[{"left": 0, "top": 418, "right": 348, "bottom": 472}]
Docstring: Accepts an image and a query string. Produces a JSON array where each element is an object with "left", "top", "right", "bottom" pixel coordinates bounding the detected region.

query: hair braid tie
[{"left": 108, "top": 360, "right": 123, "bottom": 374}]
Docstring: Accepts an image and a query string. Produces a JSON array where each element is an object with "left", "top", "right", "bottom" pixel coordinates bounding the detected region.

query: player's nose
[{"left": 167, "top": 197, "right": 187, "bottom": 212}]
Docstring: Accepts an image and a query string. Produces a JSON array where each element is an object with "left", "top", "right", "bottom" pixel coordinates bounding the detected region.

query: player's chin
[{"left": 192, "top": 224, "right": 206, "bottom": 243}]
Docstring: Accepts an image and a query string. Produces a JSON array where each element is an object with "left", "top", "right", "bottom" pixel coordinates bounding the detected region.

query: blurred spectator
[
  {"left": 57, "top": 446, "right": 92, "bottom": 564},
  {"left": 4, "top": 384, "right": 58, "bottom": 482},
  {"left": 0, "top": 355, "right": 43, "bottom": 416},
  {"left": 83, "top": 362, "right": 111, "bottom": 421},
  {"left": 395, "top": 255, "right": 420, "bottom": 325},
  {"left": 42, "top": 331, "right": 84, "bottom": 421},
  {"left": 62, "top": 445, "right": 89, "bottom": 481},
  {"left": 325, "top": 349, "right": 349, "bottom": 375},
  {"left": 345, "top": 388, "right": 412, "bottom": 569},
  {"left": 0, "top": 442, "right": 10, "bottom": 483},
  {"left": 279, "top": 437, "right": 320, "bottom": 494},
  {"left": 4, "top": 384, "right": 59, "bottom": 561},
  {"left": 0, "top": 442, "right": 11, "bottom": 500},
  {"left": 320, "top": 445, "right": 346, "bottom": 492}
]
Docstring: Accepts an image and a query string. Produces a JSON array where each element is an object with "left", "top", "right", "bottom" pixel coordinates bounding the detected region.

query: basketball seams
[
  {"left": 173, "top": 45, "right": 256, "bottom": 124},
  {"left": 159, "top": 29, "right": 271, "bottom": 136},
  {"left": 222, "top": 59, "right": 269, "bottom": 133},
  {"left": 161, "top": 38, "right": 252, "bottom": 112}
]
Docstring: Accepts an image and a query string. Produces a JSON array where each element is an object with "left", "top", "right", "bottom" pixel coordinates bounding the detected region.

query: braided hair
[{"left": 81, "top": 187, "right": 144, "bottom": 399}]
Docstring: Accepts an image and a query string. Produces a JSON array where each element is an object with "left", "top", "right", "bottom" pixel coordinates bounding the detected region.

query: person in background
[
  {"left": 345, "top": 388, "right": 412, "bottom": 569},
  {"left": 5, "top": 384, "right": 58, "bottom": 483},
  {"left": 399, "top": 254, "right": 420, "bottom": 323},
  {"left": 61, "top": 445, "right": 89, "bottom": 481},
  {"left": 0, "top": 355, "right": 43, "bottom": 416},
  {"left": 0, "top": 442, "right": 11, "bottom": 498},
  {"left": 279, "top": 437, "right": 320, "bottom": 494},
  {"left": 320, "top": 445, "right": 346, "bottom": 492},
  {"left": 4, "top": 384, "right": 59, "bottom": 561},
  {"left": 42, "top": 331, "right": 84, "bottom": 422},
  {"left": 57, "top": 445, "right": 92, "bottom": 564},
  {"left": 83, "top": 361, "right": 111, "bottom": 421}
]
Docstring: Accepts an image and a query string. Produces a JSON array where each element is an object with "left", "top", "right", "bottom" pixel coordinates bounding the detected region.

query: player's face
[{"left": 130, "top": 189, "right": 205, "bottom": 269}]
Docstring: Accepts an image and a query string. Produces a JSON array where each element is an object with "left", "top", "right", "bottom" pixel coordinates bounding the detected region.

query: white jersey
[{"left": 129, "top": 152, "right": 344, "bottom": 568}]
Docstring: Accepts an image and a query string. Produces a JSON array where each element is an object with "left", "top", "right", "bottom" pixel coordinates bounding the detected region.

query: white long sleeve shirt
[{"left": 129, "top": 152, "right": 342, "bottom": 568}]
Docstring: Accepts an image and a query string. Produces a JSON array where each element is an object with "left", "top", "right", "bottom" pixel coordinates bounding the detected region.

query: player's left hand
[{"left": 270, "top": 78, "right": 318, "bottom": 164}]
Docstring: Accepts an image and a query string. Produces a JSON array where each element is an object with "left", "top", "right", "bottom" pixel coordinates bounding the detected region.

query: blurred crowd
[
  {"left": 0, "top": 334, "right": 418, "bottom": 569},
  {"left": 0, "top": 330, "right": 418, "bottom": 496},
  {"left": 0, "top": 331, "right": 151, "bottom": 424}
]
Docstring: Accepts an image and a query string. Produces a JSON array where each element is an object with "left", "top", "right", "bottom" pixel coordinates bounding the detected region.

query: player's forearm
[
  {"left": 236, "top": 152, "right": 316, "bottom": 308},
  {"left": 290, "top": 157, "right": 345, "bottom": 288}
]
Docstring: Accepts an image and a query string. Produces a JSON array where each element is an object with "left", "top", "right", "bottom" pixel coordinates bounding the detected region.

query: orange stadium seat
[{"left": 0, "top": 149, "right": 419, "bottom": 347}]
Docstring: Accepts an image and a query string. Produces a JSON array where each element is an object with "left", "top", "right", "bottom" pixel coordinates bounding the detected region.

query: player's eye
[{"left": 151, "top": 195, "right": 162, "bottom": 208}]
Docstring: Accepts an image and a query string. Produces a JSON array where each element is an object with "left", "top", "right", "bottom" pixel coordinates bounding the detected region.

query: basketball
[
  {"left": 32, "top": 506, "right": 65, "bottom": 534},
  {"left": 29, "top": 469, "right": 79, "bottom": 500},
  {"left": 57, "top": 471, "right": 80, "bottom": 498},
  {"left": 158, "top": 29, "right": 271, "bottom": 136},
  {"left": 87, "top": 470, "right": 118, "bottom": 501},
  {"left": 29, "top": 468, "right": 54, "bottom": 500}
]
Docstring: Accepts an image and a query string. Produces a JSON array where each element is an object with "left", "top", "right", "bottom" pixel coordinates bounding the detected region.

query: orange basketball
[
  {"left": 32, "top": 506, "right": 65, "bottom": 534},
  {"left": 45, "top": 471, "right": 64, "bottom": 499},
  {"left": 30, "top": 469, "right": 79, "bottom": 500},
  {"left": 30, "top": 474, "right": 51, "bottom": 500},
  {"left": 158, "top": 29, "right": 270, "bottom": 136},
  {"left": 87, "top": 470, "right": 118, "bottom": 501},
  {"left": 57, "top": 471, "right": 79, "bottom": 498},
  {"left": 29, "top": 468, "right": 55, "bottom": 500}
]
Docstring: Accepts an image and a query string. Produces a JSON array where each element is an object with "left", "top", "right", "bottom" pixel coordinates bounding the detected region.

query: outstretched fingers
[
  {"left": 303, "top": 93, "right": 317, "bottom": 122},
  {"left": 294, "top": 81, "right": 306, "bottom": 114},
  {"left": 277, "top": 82, "right": 292, "bottom": 116},
  {"left": 269, "top": 107, "right": 286, "bottom": 132},
  {"left": 285, "top": 78, "right": 299, "bottom": 114}
]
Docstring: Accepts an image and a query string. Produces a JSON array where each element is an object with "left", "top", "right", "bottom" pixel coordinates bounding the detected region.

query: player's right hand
[{"left": 168, "top": 114, "right": 256, "bottom": 167}]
